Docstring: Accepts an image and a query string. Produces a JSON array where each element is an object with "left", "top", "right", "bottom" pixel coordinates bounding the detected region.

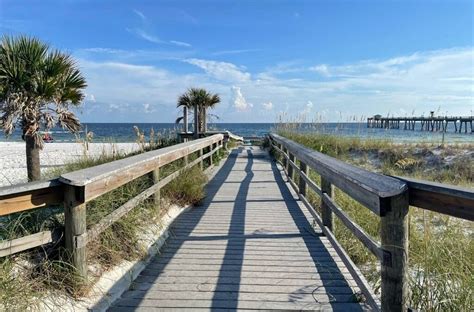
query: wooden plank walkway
[{"left": 110, "top": 147, "right": 371, "bottom": 311}]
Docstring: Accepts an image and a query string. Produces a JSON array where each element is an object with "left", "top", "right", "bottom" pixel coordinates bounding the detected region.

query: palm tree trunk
[
  {"left": 183, "top": 106, "right": 188, "bottom": 133},
  {"left": 25, "top": 134, "right": 41, "bottom": 181},
  {"left": 194, "top": 104, "right": 199, "bottom": 139},
  {"left": 202, "top": 107, "right": 207, "bottom": 133}
]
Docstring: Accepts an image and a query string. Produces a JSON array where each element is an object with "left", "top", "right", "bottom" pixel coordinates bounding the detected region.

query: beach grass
[
  {"left": 276, "top": 129, "right": 473, "bottom": 311},
  {"left": 0, "top": 130, "right": 220, "bottom": 309}
]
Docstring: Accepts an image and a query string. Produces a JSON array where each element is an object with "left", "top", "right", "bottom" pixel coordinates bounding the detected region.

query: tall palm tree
[
  {"left": 0, "top": 36, "right": 87, "bottom": 181},
  {"left": 176, "top": 88, "right": 220, "bottom": 138}
]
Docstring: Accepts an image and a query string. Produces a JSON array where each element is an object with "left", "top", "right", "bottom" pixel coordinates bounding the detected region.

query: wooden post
[
  {"left": 210, "top": 143, "right": 214, "bottom": 165},
  {"left": 299, "top": 161, "right": 308, "bottom": 196},
  {"left": 288, "top": 153, "right": 295, "bottom": 181},
  {"left": 380, "top": 191, "right": 409, "bottom": 312},
  {"left": 321, "top": 177, "right": 333, "bottom": 231},
  {"left": 282, "top": 147, "right": 288, "bottom": 173},
  {"left": 150, "top": 168, "right": 160, "bottom": 207},
  {"left": 199, "top": 148, "right": 204, "bottom": 170},
  {"left": 64, "top": 185, "right": 87, "bottom": 280}
]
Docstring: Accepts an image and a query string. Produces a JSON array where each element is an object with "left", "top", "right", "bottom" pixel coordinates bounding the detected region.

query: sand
[{"left": 0, "top": 142, "right": 142, "bottom": 187}]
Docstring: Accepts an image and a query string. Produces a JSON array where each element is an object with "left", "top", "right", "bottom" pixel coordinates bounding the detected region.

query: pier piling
[{"left": 367, "top": 115, "right": 473, "bottom": 134}]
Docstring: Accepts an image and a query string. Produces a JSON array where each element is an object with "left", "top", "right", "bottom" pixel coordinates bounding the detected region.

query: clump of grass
[
  {"left": 277, "top": 130, "right": 474, "bottom": 311},
  {"left": 163, "top": 166, "right": 208, "bottom": 206},
  {"left": 2, "top": 135, "right": 213, "bottom": 309},
  {"left": 0, "top": 258, "right": 39, "bottom": 311}
]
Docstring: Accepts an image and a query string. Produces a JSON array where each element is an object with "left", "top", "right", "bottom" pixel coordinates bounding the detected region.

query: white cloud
[
  {"left": 133, "top": 9, "right": 147, "bottom": 22},
  {"left": 262, "top": 102, "right": 273, "bottom": 110},
  {"left": 212, "top": 49, "right": 260, "bottom": 56},
  {"left": 310, "top": 64, "right": 330, "bottom": 76},
  {"left": 170, "top": 40, "right": 192, "bottom": 48},
  {"left": 89, "top": 94, "right": 96, "bottom": 102},
  {"left": 127, "top": 28, "right": 164, "bottom": 44},
  {"left": 230, "top": 86, "right": 252, "bottom": 112},
  {"left": 75, "top": 47, "right": 474, "bottom": 122},
  {"left": 184, "top": 58, "right": 251, "bottom": 82}
]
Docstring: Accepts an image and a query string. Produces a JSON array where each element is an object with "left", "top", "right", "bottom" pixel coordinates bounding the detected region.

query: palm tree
[
  {"left": 176, "top": 88, "right": 220, "bottom": 138},
  {"left": 0, "top": 36, "right": 87, "bottom": 181}
]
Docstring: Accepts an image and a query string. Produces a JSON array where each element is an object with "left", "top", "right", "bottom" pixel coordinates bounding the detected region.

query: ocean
[{"left": 0, "top": 122, "right": 472, "bottom": 143}]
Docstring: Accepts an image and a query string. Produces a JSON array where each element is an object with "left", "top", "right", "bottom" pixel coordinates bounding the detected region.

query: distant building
[{"left": 374, "top": 114, "right": 382, "bottom": 120}]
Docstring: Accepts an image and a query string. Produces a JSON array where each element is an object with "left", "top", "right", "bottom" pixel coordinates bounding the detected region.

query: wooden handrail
[
  {"left": 397, "top": 176, "right": 474, "bottom": 221},
  {"left": 60, "top": 134, "right": 224, "bottom": 202},
  {"left": 269, "top": 132, "right": 473, "bottom": 312},
  {"left": 0, "top": 135, "right": 224, "bottom": 273},
  {"left": 270, "top": 133, "right": 407, "bottom": 216},
  {"left": 0, "top": 179, "right": 64, "bottom": 216}
]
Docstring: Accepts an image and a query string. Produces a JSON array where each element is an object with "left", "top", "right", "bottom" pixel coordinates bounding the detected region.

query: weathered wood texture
[
  {"left": 111, "top": 147, "right": 375, "bottom": 311},
  {"left": 321, "top": 177, "right": 334, "bottom": 231},
  {"left": 0, "top": 230, "right": 59, "bottom": 257},
  {"left": 59, "top": 134, "right": 223, "bottom": 202},
  {"left": 270, "top": 134, "right": 409, "bottom": 311},
  {"left": 380, "top": 192, "right": 409, "bottom": 312},
  {"left": 0, "top": 180, "right": 63, "bottom": 216},
  {"left": 397, "top": 176, "right": 474, "bottom": 221},
  {"left": 84, "top": 145, "right": 222, "bottom": 246},
  {"left": 322, "top": 194, "right": 383, "bottom": 262},
  {"left": 64, "top": 185, "right": 87, "bottom": 278},
  {"left": 270, "top": 134, "right": 407, "bottom": 216}
]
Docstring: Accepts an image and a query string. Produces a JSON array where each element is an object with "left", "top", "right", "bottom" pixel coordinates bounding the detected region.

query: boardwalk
[{"left": 110, "top": 147, "right": 370, "bottom": 311}]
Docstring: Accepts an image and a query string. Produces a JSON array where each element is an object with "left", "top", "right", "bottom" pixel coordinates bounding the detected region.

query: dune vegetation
[
  {"left": 0, "top": 129, "right": 228, "bottom": 310},
  {"left": 275, "top": 128, "right": 473, "bottom": 311}
]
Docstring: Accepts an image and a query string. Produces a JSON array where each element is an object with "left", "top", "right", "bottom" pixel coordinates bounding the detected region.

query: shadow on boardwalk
[{"left": 108, "top": 147, "right": 366, "bottom": 311}]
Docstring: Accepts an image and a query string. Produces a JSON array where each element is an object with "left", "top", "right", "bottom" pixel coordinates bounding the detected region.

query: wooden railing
[
  {"left": 0, "top": 134, "right": 224, "bottom": 277},
  {"left": 269, "top": 133, "right": 473, "bottom": 312}
]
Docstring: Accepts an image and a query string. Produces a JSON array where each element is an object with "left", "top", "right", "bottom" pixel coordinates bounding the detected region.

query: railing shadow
[
  {"left": 270, "top": 161, "right": 363, "bottom": 309},
  {"left": 106, "top": 147, "right": 363, "bottom": 310},
  {"left": 103, "top": 148, "right": 241, "bottom": 311}
]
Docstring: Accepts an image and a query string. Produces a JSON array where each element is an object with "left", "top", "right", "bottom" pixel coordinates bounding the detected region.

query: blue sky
[{"left": 1, "top": 0, "right": 473, "bottom": 122}]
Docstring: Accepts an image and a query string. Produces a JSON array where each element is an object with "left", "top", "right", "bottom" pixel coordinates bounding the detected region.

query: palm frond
[{"left": 0, "top": 35, "right": 87, "bottom": 148}]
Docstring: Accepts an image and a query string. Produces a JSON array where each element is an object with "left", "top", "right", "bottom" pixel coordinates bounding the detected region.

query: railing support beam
[
  {"left": 288, "top": 153, "right": 295, "bottom": 181},
  {"left": 199, "top": 148, "right": 204, "bottom": 170},
  {"left": 150, "top": 167, "right": 160, "bottom": 208},
  {"left": 380, "top": 191, "right": 409, "bottom": 312},
  {"left": 64, "top": 185, "right": 87, "bottom": 280},
  {"left": 321, "top": 177, "right": 333, "bottom": 231},
  {"left": 299, "top": 161, "right": 308, "bottom": 196}
]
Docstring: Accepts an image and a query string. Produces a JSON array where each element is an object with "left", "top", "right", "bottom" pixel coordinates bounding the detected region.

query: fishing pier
[
  {"left": 367, "top": 115, "right": 474, "bottom": 133},
  {"left": 0, "top": 134, "right": 473, "bottom": 311}
]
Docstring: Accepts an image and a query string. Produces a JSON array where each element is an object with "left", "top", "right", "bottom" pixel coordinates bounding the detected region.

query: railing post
[
  {"left": 321, "top": 177, "right": 333, "bottom": 231},
  {"left": 199, "top": 148, "right": 204, "bottom": 170},
  {"left": 64, "top": 185, "right": 87, "bottom": 280},
  {"left": 210, "top": 143, "right": 214, "bottom": 165},
  {"left": 299, "top": 161, "right": 308, "bottom": 196},
  {"left": 288, "top": 153, "right": 295, "bottom": 181},
  {"left": 381, "top": 191, "right": 409, "bottom": 312},
  {"left": 150, "top": 167, "right": 160, "bottom": 207},
  {"left": 282, "top": 146, "right": 288, "bottom": 172}
]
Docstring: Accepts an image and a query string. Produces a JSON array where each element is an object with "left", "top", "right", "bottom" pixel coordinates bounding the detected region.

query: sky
[{"left": 0, "top": 0, "right": 473, "bottom": 123}]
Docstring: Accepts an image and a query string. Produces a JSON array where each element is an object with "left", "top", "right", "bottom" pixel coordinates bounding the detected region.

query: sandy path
[{"left": 0, "top": 142, "right": 142, "bottom": 187}]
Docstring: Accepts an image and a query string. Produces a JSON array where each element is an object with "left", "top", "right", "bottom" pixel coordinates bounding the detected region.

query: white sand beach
[{"left": 0, "top": 142, "right": 142, "bottom": 187}]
